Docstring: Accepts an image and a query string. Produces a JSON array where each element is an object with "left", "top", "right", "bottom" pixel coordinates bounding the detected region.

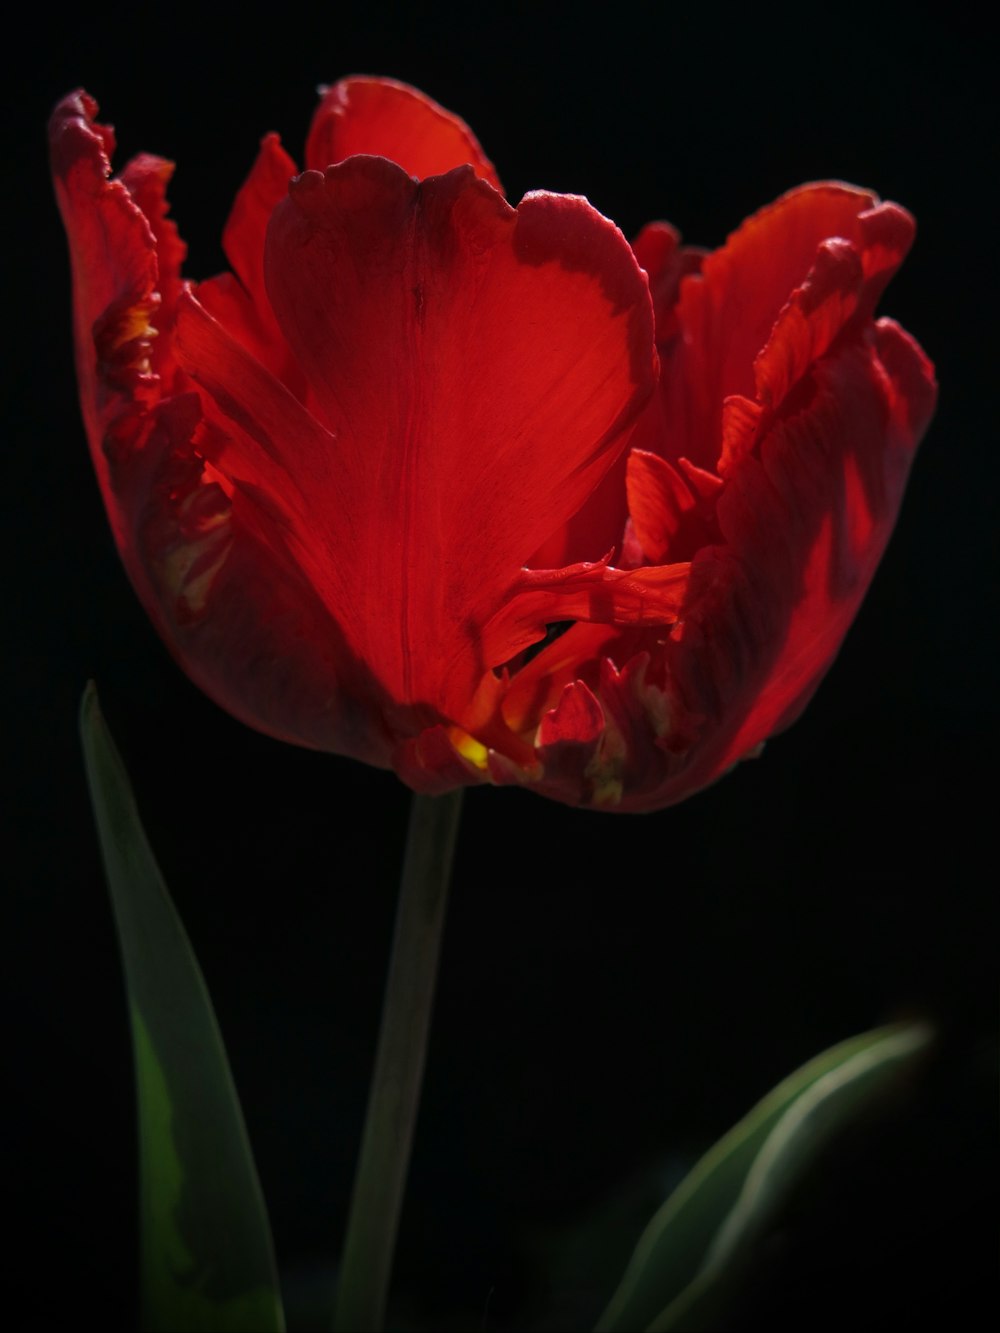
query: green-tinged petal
[
  {"left": 595, "top": 1023, "right": 932, "bottom": 1333},
  {"left": 79, "top": 682, "right": 285, "bottom": 1333}
]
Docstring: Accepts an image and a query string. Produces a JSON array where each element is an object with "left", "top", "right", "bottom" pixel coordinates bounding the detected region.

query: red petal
[
  {"left": 530, "top": 223, "right": 705, "bottom": 570},
  {"left": 256, "top": 156, "right": 654, "bottom": 729},
  {"left": 196, "top": 271, "right": 274, "bottom": 371},
  {"left": 128, "top": 400, "right": 396, "bottom": 766},
  {"left": 87, "top": 287, "right": 400, "bottom": 769},
  {"left": 306, "top": 76, "right": 503, "bottom": 192},
  {"left": 480, "top": 558, "right": 690, "bottom": 672},
  {"left": 49, "top": 91, "right": 166, "bottom": 544},
  {"left": 719, "top": 236, "right": 866, "bottom": 471},
  {"left": 222, "top": 133, "right": 298, "bottom": 302},
  {"left": 527, "top": 447, "right": 632, "bottom": 569},
  {"left": 649, "top": 183, "right": 915, "bottom": 472},
  {"left": 196, "top": 134, "right": 302, "bottom": 385},
  {"left": 118, "top": 152, "right": 187, "bottom": 386},
  {"left": 677, "top": 457, "right": 724, "bottom": 502},
  {"left": 648, "top": 329, "right": 936, "bottom": 805},
  {"left": 514, "top": 317, "right": 935, "bottom": 812},
  {"left": 631, "top": 220, "right": 705, "bottom": 340},
  {"left": 872, "top": 318, "right": 938, "bottom": 448},
  {"left": 173, "top": 290, "right": 336, "bottom": 527},
  {"left": 393, "top": 725, "right": 493, "bottom": 794},
  {"left": 626, "top": 449, "right": 698, "bottom": 562},
  {"left": 533, "top": 680, "right": 607, "bottom": 804},
  {"left": 537, "top": 678, "right": 605, "bottom": 748}
]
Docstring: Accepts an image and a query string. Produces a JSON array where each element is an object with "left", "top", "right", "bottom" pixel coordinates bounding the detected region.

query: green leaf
[
  {"left": 80, "top": 683, "right": 285, "bottom": 1333},
  {"left": 595, "top": 1022, "right": 932, "bottom": 1333}
]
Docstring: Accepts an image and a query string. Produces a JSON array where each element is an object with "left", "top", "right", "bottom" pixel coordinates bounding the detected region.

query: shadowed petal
[
  {"left": 131, "top": 402, "right": 396, "bottom": 766},
  {"left": 534, "top": 679, "right": 607, "bottom": 802},
  {"left": 645, "top": 326, "right": 937, "bottom": 807}
]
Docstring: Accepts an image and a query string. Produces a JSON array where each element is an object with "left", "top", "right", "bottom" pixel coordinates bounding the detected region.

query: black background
[{"left": 6, "top": 3, "right": 995, "bottom": 1329}]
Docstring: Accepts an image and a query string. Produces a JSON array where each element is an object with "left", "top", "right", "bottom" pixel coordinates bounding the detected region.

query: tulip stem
[{"left": 333, "top": 787, "right": 465, "bottom": 1333}]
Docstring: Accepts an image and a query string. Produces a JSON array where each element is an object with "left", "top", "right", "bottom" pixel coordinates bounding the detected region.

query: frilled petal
[
  {"left": 640, "top": 322, "right": 937, "bottom": 808},
  {"left": 306, "top": 76, "right": 503, "bottom": 190},
  {"left": 49, "top": 91, "right": 163, "bottom": 525},
  {"left": 191, "top": 155, "right": 654, "bottom": 736},
  {"left": 51, "top": 92, "right": 398, "bottom": 767},
  {"left": 496, "top": 319, "right": 935, "bottom": 812},
  {"left": 117, "top": 153, "right": 187, "bottom": 387},
  {"left": 649, "top": 183, "right": 915, "bottom": 472}
]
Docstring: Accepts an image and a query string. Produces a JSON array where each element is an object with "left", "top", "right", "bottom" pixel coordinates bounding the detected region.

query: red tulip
[{"left": 51, "top": 78, "right": 936, "bottom": 811}]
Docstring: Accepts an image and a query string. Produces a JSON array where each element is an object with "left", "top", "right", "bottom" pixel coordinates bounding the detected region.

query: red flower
[{"left": 50, "top": 78, "right": 936, "bottom": 811}]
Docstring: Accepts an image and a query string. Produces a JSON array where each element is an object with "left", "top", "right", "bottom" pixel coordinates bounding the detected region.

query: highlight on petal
[
  {"left": 254, "top": 155, "right": 655, "bottom": 734},
  {"left": 306, "top": 76, "right": 503, "bottom": 191}
]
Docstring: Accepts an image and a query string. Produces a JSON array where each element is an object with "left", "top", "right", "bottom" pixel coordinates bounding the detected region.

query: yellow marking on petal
[
  {"left": 449, "top": 727, "right": 489, "bottom": 770},
  {"left": 157, "top": 474, "right": 233, "bottom": 621},
  {"left": 585, "top": 745, "right": 625, "bottom": 807},
  {"left": 110, "top": 302, "right": 158, "bottom": 351},
  {"left": 590, "top": 773, "right": 624, "bottom": 806},
  {"left": 585, "top": 708, "right": 626, "bottom": 807},
  {"left": 180, "top": 548, "right": 230, "bottom": 617}
]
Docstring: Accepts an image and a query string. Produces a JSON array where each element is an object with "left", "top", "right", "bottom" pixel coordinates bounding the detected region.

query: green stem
[{"left": 333, "top": 788, "right": 465, "bottom": 1333}]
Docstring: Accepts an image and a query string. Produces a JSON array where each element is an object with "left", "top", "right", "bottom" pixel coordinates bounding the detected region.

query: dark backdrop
[{"left": 7, "top": 4, "right": 995, "bottom": 1329}]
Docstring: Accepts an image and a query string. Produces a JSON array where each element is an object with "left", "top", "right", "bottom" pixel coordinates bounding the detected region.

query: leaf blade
[
  {"left": 595, "top": 1023, "right": 931, "bottom": 1333},
  {"left": 80, "top": 683, "right": 285, "bottom": 1333}
]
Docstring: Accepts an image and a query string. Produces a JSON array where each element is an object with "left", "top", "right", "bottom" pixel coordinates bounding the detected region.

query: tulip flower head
[{"left": 51, "top": 78, "right": 936, "bottom": 811}]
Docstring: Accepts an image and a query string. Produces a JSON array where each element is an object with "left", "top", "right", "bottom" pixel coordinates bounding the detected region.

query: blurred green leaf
[
  {"left": 595, "top": 1023, "right": 932, "bottom": 1333},
  {"left": 80, "top": 683, "right": 285, "bottom": 1333}
]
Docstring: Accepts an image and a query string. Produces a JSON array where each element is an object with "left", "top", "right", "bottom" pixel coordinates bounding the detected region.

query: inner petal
[{"left": 260, "top": 157, "right": 656, "bottom": 724}]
